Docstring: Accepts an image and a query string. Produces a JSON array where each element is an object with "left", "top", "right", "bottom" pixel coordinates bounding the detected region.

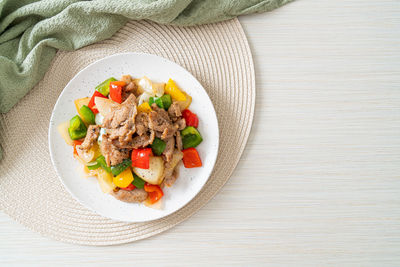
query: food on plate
[{"left": 58, "top": 75, "right": 203, "bottom": 206}]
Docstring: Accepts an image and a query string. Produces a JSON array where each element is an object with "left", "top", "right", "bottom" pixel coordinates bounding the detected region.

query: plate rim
[{"left": 48, "top": 52, "right": 219, "bottom": 222}]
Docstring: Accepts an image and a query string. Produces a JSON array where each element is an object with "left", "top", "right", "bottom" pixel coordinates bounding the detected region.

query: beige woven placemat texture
[{"left": 0, "top": 19, "right": 255, "bottom": 245}]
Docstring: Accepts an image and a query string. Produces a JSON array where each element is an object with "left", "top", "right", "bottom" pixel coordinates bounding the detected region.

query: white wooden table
[{"left": 1, "top": 0, "right": 399, "bottom": 266}]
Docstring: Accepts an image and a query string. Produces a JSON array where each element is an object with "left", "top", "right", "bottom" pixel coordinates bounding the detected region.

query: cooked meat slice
[
  {"left": 163, "top": 137, "right": 175, "bottom": 162},
  {"left": 122, "top": 80, "right": 138, "bottom": 101},
  {"left": 103, "top": 94, "right": 136, "bottom": 128},
  {"left": 112, "top": 129, "right": 155, "bottom": 149},
  {"left": 162, "top": 150, "right": 183, "bottom": 186},
  {"left": 149, "top": 104, "right": 177, "bottom": 140},
  {"left": 149, "top": 104, "right": 171, "bottom": 131},
  {"left": 163, "top": 168, "right": 179, "bottom": 187},
  {"left": 135, "top": 112, "right": 149, "bottom": 136},
  {"left": 125, "top": 81, "right": 137, "bottom": 93},
  {"left": 76, "top": 125, "right": 100, "bottom": 153},
  {"left": 176, "top": 131, "right": 183, "bottom": 151},
  {"left": 161, "top": 126, "right": 178, "bottom": 140},
  {"left": 102, "top": 94, "right": 137, "bottom": 147},
  {"left": 155, "top": 131, "right": 162, "bottom": 139},
  {"left": 168, "top": 102, "right": 181, "bottom": 119},
  {"left": 100, "top": 134, "right": 130, "bottom": 166},
  {"left": 131, "top": 131, "right": 155, "bottom": 149},
  {"left": 111, "top": 188, "right": 148, "bottom": 203},
  {"left": 121, "top": 75, "right": 132, "bottom": 84},
  {"left": 174, "top": 118, "right": 186, "bottom": 131}
]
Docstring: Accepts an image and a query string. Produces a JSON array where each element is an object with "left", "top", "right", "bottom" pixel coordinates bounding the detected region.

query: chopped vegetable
[
  {"left": 165, "top": 79, "right": 186, "bottom": 101},
  {"left": 73, "top": 140, "right": 83, "bottom": 156},
  {"left": 97, "top": 128, "right": 106, "bottom": 143},
  {"left": 137, "top": 102, "right": 152, "bottom": 113},
  {"left": 182, "top": 109, "right": 199, "bottom": 128},
  {"left": 110, "top": 81, "right": 126, "bottom": 87},
  {"left": 132, "top": 156, "right": 165, "bottom": 185},
  {"left": 96, "top": 155, "right": 112, "bottom": 173},
  {"left": 79, "top": 105, "right": 95, "bottom": 125},
  {"left": 82, "top": 165, "right": 98, "bottom": 177},
  {"left": 149, "top": 94, "right": 172, "bottom": 110},
  {"left": 160, "top": 94, "right": 172, "bottom": 109},
  {"left": 109, "top": 81, "right": 126, "bottom": 104},
  {"left": 94, "top": 97, "right": 119, "bottom": 116},
  {"left": 138, "top": 76, "right": 154, "bottom": 95},
  {"left": 138, "top": 77, "right": 164, "bottom": 97},
  {"left": 113, "top": 168, "right": 134, "bottom": 188},
  {"left": 151, "top": 137, "right": 166, "bottom": 156},
  {"left": 111, "top": 158, "right": 132, "bottom": 176},
  {"left": 57, "top": 121, "right": 74, "bottom": 145},
  {"left": 144, "top": 183, "right": 164, "bottom": 204},
  {"left": 182, "top": 147, "right": 202, "bottom": 168},
  {"left": 181, "top": 126, "right": 203, "bottom": 149},
  {"left": 86, "top": 161, "right": 100, "bottom": 170},
  {"left": 97, "top": 168, "right": 115, "bottom": 193},
  {"left": 95, "top": 113, "right": 104, "bottom": 125},
  {"left": 177, "top": 91, "right": 192, "bottom": 110},
  {"left": 153, "top": 82, "right": 165, "bottom": 97},
  {"left": 131, "top": 172, "right": 146, "bottom": 189},
  {"left": 95, "top": 77, "right": 117, "bottom": 96},
  {"left": 137, "top": 92, "right": 152, "bottom": 106},
  {"left": 68, "top": 115, "right": 87, "bottom": 140},
  {"left": 74, "top": 97, "right": 90, "bottom": 117},
  {"left": 148, "top": 96, "right": 162, "bottom": 109},
  {"left": 88, "top": 91, "right": 107, "bottom": 114},
  {"left": 131, "top": 148, "right": 153, "bottom": 169},
  {"left": 120, "top": 184, "right": 135, "bottom": 191},
  {"left": 76, "top": 142, "right": 100, "bottom": 163}
]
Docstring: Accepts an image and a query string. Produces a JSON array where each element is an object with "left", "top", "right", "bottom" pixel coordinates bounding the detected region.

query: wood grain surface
[{"left": 1, "top": 0, "right": 399, "bottom": 266}]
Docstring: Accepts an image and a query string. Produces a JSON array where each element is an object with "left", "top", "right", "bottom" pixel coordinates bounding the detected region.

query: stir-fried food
[{"left": 58, "top": 75, "right": 203, "bottom": 206}]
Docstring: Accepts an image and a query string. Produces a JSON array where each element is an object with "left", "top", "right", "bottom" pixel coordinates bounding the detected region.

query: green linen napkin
[
  {"left": 0, "top": 0, "right": 292, "bottom": 113},
  {"left": 0, "top": 0, "right": 292, "bottom": 157}
]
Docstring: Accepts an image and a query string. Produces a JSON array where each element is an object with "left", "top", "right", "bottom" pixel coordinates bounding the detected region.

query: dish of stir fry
[{"left": 57, "top": 75, "right": 203, "bottom": 206}]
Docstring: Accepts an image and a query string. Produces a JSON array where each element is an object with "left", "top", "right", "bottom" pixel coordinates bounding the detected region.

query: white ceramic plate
[{"left": 49, "top": 53, "right": 219, "bottom": 222}]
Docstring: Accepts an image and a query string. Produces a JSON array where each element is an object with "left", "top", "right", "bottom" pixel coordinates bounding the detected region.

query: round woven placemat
[{"left": 0, "top": 19, "right": 255, "bottom": 245}]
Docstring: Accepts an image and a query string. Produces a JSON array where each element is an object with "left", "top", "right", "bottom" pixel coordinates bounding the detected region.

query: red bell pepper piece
[
  {"left": 131, "top": 148, "right": 153, "bottom": 169},
  {"left": 120, "top": 183, "right": 136, "bottom": 191},
  {"left": 182, "top": 109, "right": 199, "bottom": 128},
  {"left": 88, "top": 91, "right": 107, "bottom": 113},
  {"left": 73, "top": 140, "right": 83, "bottom": 156},
  {"left": 144, "top": 183, "right": 164, "bottom": 204},
  {"left": 110, "top": 81, "right": 126, "bottom": 87},
  {"left": 109, "top": 81, "right": 126, "bottom": 104},
  {"left": 182, "top": 147, "right": 202, "bottom": 168}
]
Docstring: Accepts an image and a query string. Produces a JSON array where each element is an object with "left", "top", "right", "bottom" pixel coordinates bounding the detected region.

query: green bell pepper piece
[
  {"left": 149, "top": 94, "right": 172, "bottom": 110},
  {"left": 68, "top": 115, "right": 87, "bottom": 140},
  {"left": 160, "top": 94, "right": 172, "bottom": 109},
  {"left": 148, "top": 96, "right": 155, "bottom": 106},
  {"left": 95, "top": 77, "right": 117, "bottom": 96},
  {"left": 149, "top": 96, "right": 164, "bottom": 109},
  {"left": 111, "top": 159, "right": 132, "bottom": 176},
  {"left": 132, "top": 173, "right": 146, "bottom": 189},
  {"left": 181, "top": 126, "right": 203, "bottom": 149},
  {"left": 96, "top": 155, "right": 111, "bottom": 173},
  {"left": 80, "top": 105, "right": 95, "bottom": 125},
  {"left": 151, "top": 137, "right": 166, "bottom": 156},
  {"left": 86, "top": 161, "right": 100, "bottom": 170}
]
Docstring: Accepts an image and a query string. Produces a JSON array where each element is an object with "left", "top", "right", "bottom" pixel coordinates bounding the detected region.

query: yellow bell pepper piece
[
  {"left": 97, "top": 168, "right": 115, "bottom": 193},
  {"left": 137, "top": 102, "right": 152, "bottom": 113},
  {"left": 113, "top": 168, "right": 134, "bottom": 188},
  {"left": 74, "top": 97, "right": 90, "bottom": 118},
  {"left": 177, "top": 91, "right": 192, "bottom": 110},
  {"left": 165, "top": 79, "right": 186, "bottom": 102}
]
